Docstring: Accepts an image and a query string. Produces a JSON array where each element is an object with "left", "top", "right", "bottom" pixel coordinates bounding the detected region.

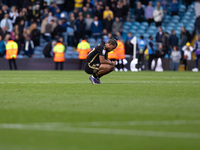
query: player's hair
[{"left": 107, "top": 38, "right": 118, "bottom": 46}]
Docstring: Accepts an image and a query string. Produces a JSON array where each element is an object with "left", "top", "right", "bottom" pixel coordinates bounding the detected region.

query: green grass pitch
[{"left": 0, "top": 71, "right": 200, "bottom": 150}]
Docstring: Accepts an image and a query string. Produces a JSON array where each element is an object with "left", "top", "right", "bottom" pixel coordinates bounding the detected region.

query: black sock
[{"left": 93, "top": 73, "right": 98, "bottom": 78}]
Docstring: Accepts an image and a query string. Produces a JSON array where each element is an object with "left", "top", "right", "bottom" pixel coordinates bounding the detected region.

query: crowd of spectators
[{"left": 0, "top": 0, "right": 199, "bottom": 71}]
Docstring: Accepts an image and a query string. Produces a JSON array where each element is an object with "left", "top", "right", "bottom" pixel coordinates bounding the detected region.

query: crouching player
[{"left": 84, "top": 39, "right": 118, "bottom": 84}]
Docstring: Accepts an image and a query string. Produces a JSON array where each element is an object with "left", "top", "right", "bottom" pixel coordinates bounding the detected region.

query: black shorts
[{"left": 84, "top": 62, "right": 101, "bottom": 74}]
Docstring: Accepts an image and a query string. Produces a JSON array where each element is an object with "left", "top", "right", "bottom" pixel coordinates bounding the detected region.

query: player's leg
[{"left": 97, "top": 63, "right": 115, "bottom": 77}]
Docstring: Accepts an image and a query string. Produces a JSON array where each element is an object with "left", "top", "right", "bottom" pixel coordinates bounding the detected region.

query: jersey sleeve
[{"left": 97, "top": 45, "right": 106, "bottom": 56}]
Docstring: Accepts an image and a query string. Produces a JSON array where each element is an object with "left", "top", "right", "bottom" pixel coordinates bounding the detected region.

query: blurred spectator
[
  {"left": 114, "top": 1, "right": 123, "bottom": 19},
  {"left": 2, "top": 5, "right": 9, "bottom": 15},
  {"left": 74, "top": 0, "right": 84, "bottom": 10},
  {"left": 122, "top": 0, "right": 129, "bottom": 21},
  {"left": 0, "top": 9, "right": 4, "bottom": 21},
  {"left": 27, "top": 5, "right": 33, "bottom": 26},
  {"left": 41, "top": 16, "right": 48, "bottom": 38},
  {"left": 0, "top": 26, "right": 9, "bottom": 39},
  {"left": 153, "top": 2, "right": 164, "bottom": 27},
  {"left": 195, "top": 14, "right": 200, "bottom": 38},
  {"left": 0, "top": 34, "right": 5, "bottom": 57},
  {"left": 77, "top": 37, "right": 90, "bottom": 69},
  {"left": 55, "top": 0, "right": 65, "bottom": 11},
  {"left": 115, "top": 31, "right": 123, "bottom": 42},
  {"left": 182, "top": 42, "right": 193, "bottom": 70},
  {"left": 43, "top": 40, "right": 57, "bottom": 58},
  {"left": 53, "top": 20, "right": 64, "bottom": 39},
  {"left": 54, "top": 9, "right": 61, "bottom": 19},
  {"left": 67, "top": 24, "right": 75, "bottom": 47},
  {"left": 170, "top": 46, "right": 181, "bottom": 71},
  {"left": 68, "top": 13, "right": 76, "bottom": 27},
  {"left": 10, "top": 24, "right": 19, "bottom": 40},
  {"left": 169, "top": 30, "right": 179, "bottom": 51},
  {"left": 14, "top": 34, "right": 21, "bottom": 53},
  {"left": 162, "top": 32, "right": 169, "bottom": 57},
  {"left": 9, "top": 6, "right": 19, "bottom": 25},
  {"left": 155, "top": 44, "right": 165, "bottom": 59},
  {"left": 160, "top": 0, "right": 169, "bottom": 15},
  {"left": 82, "top": 6, "right": 92, "bottom": 18},
  {"left": 85, "top": 14, "right": 93, "bottom": 37},
  {"left": 137, "top": 35, "right": 146, "bottom": 70},
  {"left": 193, "top": 35, "right": 200, "bottom": 70},
  {"left": 135, "top": 1, "right": 144, "bottom": 23},
  {"left": 44, "top": 19, "right": 54, "bottom": 42},
  {"left": 103, "top": 6, "right": 114, "bottom": 21},
  {"left": 145, "top": 1, "right": 154, "bottom": 26},
  {"left": 171, "top": 0, "right": 179, "bottom": 16},
  {"left": 147, "top": 35, "right": 155, "bottom": 70},
  {"left": 112, "top": 17, "right": 123, "bottom": 36},
  {"left": 94, "top": 5, "right": 103, "bottom": 21},
  {"left": 30, "top": 22, "right": 40, "bottom": 46},
  {"left": 124, "top": 32, "right": 133, "bottom": 58},
  {"left": 181, "top": 26, "right": 191, "bottom": 42},
  {"left": 194, "top": 0, "right": 200, "bottom": 17},
  {"left": 180, "top": 32, "right": 188, "bottom": 51},
  {"left": 75, "top": 14, "right": 86, "bottom": 45},
  {"left": 156, "top": 27, "right": 164, "bottom": 44},
  {"left": 24, "top": 35, "right": 34, "bottom": 58},
  {"left": 90, "top": 16, "right": 102, "bottom": 40},
  {"left": 101, "top": 29, "right": 109, "bottom": 43},
  {"left": 154, "top": 44, "right": 165, "bottom": 70},
  {"left": 0, "top": 13, "right": 13, "bottom": 33},
  {"left": 49, "top": 2, "right": 60, "bottom": 15}
]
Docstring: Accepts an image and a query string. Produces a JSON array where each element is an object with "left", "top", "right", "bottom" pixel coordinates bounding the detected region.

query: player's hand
[{"left": 111, "top": 61, "right": 116, "bottom": 66}]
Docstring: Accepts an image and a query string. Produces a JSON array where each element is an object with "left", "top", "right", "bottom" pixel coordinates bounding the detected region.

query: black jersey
[{"left": 85, "top": 44, "right": 108, "bottom": 64}]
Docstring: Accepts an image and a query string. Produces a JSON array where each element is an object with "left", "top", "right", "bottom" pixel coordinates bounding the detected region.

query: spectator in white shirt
[{"left": 182, "top": 42, "right": 193, "bottom": 70}]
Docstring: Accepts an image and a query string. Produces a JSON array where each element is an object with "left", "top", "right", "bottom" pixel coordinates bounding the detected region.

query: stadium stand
[{"left": 0, "top": 0, "right": 198, "bottom": 71}]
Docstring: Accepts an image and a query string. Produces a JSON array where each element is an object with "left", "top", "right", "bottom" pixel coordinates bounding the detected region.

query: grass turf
[{"left": 0, "top": 71, "right": 200, "bottom": 150}]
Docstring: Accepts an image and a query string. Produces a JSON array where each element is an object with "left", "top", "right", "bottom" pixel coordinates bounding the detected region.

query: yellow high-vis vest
[
  {"left": 53, "top": 43, "right": 65, "bottom": 62},
  {"left": 6, "top": 40, "right": 18, "bottom": 59},
  {"left": 77, "top": 40, "right": 91, "bottom": 60}
]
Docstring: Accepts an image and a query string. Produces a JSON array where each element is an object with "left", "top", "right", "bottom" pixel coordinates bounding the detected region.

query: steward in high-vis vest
[
  {"left": 115, "top": 40, "right": 125, "bottom": 71},
  {"left": 6, "top": 40, "right": 18, "bottom": 70},
  {"left": 53, "top": 42, "right": 65, "bottom": 70},
  {"left": 108, "top": 47, "right": 118, "bottom": 60},
  {"left": 77, "top": 38, "right": 91, "bottom": 69}
]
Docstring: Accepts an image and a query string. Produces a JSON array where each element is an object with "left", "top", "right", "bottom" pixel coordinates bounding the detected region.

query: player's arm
[{"left": 99, "top": 55, "right": 115, "bottom": 66}]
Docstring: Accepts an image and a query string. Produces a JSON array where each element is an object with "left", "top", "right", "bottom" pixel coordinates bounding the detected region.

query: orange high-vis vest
[
  {"left": 116, "top": 40, "right": 125, "bottom": 60},
  {"left": 77, "top": 40, "right": 91, "bottom": 60},
  {"left": 6, "top": 40, "right": 18, "bottom": 59},
  {"left": 108, "top": 49, "right": 118, "bottom": 60},
  {"left": 53, "top": 43, "right": 65, "bottom": 62}
]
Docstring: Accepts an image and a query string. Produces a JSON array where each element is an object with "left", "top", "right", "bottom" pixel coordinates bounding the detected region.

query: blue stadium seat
[
  {"left": 67, "top": 46, "right": 74, "bottom": 52},
  {"left": 88, "top": 38, "right": 96, "bottom": 43}
]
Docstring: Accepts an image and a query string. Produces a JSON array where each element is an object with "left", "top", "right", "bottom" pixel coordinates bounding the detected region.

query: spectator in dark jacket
[
  {"left": 43, "top": 40, "right": 57, "bottom": 58},
  {"left": 169, "top": 30, "right": 179, "bottom": 50},
  {"left": 162, "top": 32, "right": 169, "bottom": 57},
  {"left": 181, "top": 26, "right": 191, "bottom": 42},
  {"left": 75, "top": 14, "right": 86, "bottom": 45},
  {"left": 195, "top": 14, "right": 200, "bottom": 38},
  {"left": 171, "top": 0, "right": 179, "bottom": 16},
  {"left": 31, "top": 22, "right": 40, "bottom": 46},
  {"left": 135, "top": 1, "right": 144, "bottom": 22},
  {"left": 90, "top": 16, "right": 103, "bottom": 40},
  {"left": 24, "top": 35, "right": 34, "bottom": 57},
  {"left": 156, "top": 27, "right": 164, "bottom": 44}
]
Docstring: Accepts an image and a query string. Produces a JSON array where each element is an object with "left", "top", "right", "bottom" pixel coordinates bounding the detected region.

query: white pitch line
[
  {"left": 0, "top": 123, "right": 200, "bottom": 139},
  {"left": 33, "top": 120, "right": 200, "bottom": 127}
]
